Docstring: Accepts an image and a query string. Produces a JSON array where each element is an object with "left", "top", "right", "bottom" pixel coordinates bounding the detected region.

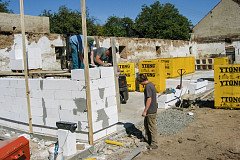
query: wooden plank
[
  {"left": 20, "top": 0, "right": 33, "bottom": 134},
  {"left": 81, "top": 0, "right": 93, "bottom": 145},
  {"left": 111, "top": 37, "right": 121, "bottom": 113}
]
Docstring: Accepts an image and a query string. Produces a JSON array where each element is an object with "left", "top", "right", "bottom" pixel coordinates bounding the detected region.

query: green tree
[
  {"left": 40, "top": 6, "right": 97, "bottom": 35},
  {"left": 103, "top": 16, "right": 136, "bottom": 37},
  {"left": 134, "top": 1, "right": 192, "bottom": 40},
  {"left": 0, "top": 0, "right": 13, "bottom": 13}
]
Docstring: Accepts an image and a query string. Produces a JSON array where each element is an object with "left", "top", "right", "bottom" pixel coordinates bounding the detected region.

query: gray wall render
[
  {"left": 0, "top": 67, "right": 118, "bottom": 141},
  {"left": 0, "top": 13, "right": 49, "bottom": 33}
]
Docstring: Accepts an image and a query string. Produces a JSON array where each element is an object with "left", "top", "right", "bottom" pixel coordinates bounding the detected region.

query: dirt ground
[{"left": 136, "top": 108, "right": 240, "bottom": 160}]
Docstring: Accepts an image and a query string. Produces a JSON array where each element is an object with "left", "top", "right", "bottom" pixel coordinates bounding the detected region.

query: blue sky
[{"left": 6, "top": 0, "right": 220, "bottom": 25}]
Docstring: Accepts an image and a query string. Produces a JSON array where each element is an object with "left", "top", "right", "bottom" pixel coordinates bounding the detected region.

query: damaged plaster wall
[
  {"left": 96, "top": 37, "right": 191, "bottom": 63},
  {"left": 0, "top": 33, "right": 65, "bottom": 71},
  {"left": 191, "top": 40, "right": 240, "bottom": 63}
]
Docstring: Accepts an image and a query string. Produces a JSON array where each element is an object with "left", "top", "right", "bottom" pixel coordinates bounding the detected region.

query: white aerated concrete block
[
  {"left": 99, "top": 67, "right": 114, "bottom": 78},
  {"left": 89, "top": 68, "right": 101, "bottom": 80},
  {"left": 108, "top": 114, "right": 119, "bottom": 126},
  {"left": 15, "top": 88, "right": 26, "bottom": 98},
  {"left": 30, "top": 90, "right": 43, "bottom": 99},
  {"left": 58, "top": 100, "right": 78, "bottom": 110},
  {"left": 71, "top": 90, "right": 86, "bottom": 99},
  {"left": 3, "top": 87, "right": 16, "bottom": 96},
  {"left": 71, "top": 68, "right": 100, "bottom": 81},
  {"left": 45, "top": 117, "right": 59, "bottom": 127},
  {"left": 10, "top": 59, "right": 23, "bottom": 70},
  {"left": 0, "top": 79, "right": 10, "bottom": 87},
  {"left": 90, "top": 79, "right": 99, "bottom": 90},
  {"left": 29, "top": 79, "right": 41, "bottom": 90},
  {"left": 27, "top": 47, "right": 42, "bottom": 60},
  {"left": 91, "top": 99, "right": 105, "bottom": 111},
  {"left": 157, "top": 93, "right": 179, "bottom": 109},
  {"left": 98, "top": 76, "right": 115, "bottom": 88},
  {"left": 46, "top": 108, "right": 59, "bottom": 118},
  {"left": 76, "top": 133, "right": 88, "bottom": 142},
  {"left": 16, "top": 80, "right": 26, "bottom": 89},
  {"left": 32, "top": 116, "right": 44, "bottom": 125},
  {"left": 106, "top": 96, "right": 117, "bottom": 107},
  {"left": 43, "top": 99, "right": 59, "bottom": 109},
  {"left": 104, "top": 87, "right": 116, "bottom": 97},
  {"left": 73, "top": 112, "right": 88, "bottom": 122},
  {"left": 71, "top": 69, "right": 85, "bottom": 81},
  {"left": 157, "top": 94, "right": 174, "bottom": 103},
  {"left": 30, "top": 98, "right": 42, "bottom": 108},
  {"left": 9, "top": 49, "right": 23, "bottom": 60},
  {"left": 58, "top": 129, "right": 77, "bottom": 157},
  {"left": 54, "top": 90, "right": 72, "bottom": 100},
  {"left": 79, "top": 120, "right": 104, "bottom": 132},
  {"left": 42, "top": 90, "right": 55, "bottom": 99},
  {"left": 93, "top": 129, "right": 107, "bottom": 141},
  {"left": 59, "top": 109, "right": 75, "bottom": 122},
  {"left": 31, "top": 107, "right": 44, "bottom": 116}
]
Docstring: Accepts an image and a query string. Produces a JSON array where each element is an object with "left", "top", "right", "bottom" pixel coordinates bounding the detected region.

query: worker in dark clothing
[
  {"left": 137, "top": 73, "right": 158, "bottom": 149},
  {"left": 93, "top": 47, "right": 118, "bottom": 66}
]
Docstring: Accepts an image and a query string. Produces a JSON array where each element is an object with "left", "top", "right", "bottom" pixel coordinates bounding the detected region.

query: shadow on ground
[
  {"left": 118, "top": 122, "right": 145, "bottom": 140},
  {"left": 194, "top": 100, "right": 215, "bottom": 108}
]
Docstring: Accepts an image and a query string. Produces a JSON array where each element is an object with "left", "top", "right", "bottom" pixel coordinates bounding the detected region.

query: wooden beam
[
  {"left": 81, "top": 0, "right": 94, "bottom": 145},
  {"left": 20, "top": 0, "right": 33, "bottom": 134},
  {"left": 111, "top": 37, "right": 121, "bottom": 113}
]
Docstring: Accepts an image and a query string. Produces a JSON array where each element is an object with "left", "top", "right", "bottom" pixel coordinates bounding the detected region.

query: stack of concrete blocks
[
  {"left": 71, "top": 67, "right": 118, "bottom": 141},
  {"left": 188, "top": 80, "right": 208, "bottom": 94},
  {"left": 9, "top": 47, "right": 42, "bottom": 70},
  {"left": 0, "top": 67, "right": 118, "bottom": 142},
  {"left": 166, "top": 79, "right": 208, "bottom": 95},
  {"left": 157, "top": 88, "right": 188, "bottom": 109}
]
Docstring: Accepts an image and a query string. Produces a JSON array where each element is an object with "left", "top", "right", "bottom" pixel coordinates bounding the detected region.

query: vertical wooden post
[
  {"left": 20, "top": 0, "right": 33, "bottom": 134},
  {"left": 81, "top": 0, "right": 94, "bottom": 145},
  {"left": 94, "top": 36, "right": 100, "bottom": 48},
  {"left": 111, "top": 37, "right": 121, "bottom": 112}
]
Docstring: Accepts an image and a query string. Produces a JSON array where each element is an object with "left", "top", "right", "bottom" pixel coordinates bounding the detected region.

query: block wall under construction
[{"left": 0, "top": 67, "right": 118, "bottom": 141}]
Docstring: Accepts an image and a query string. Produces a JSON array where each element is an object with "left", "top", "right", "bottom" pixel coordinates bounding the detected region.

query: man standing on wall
[
  {"left": 69, "top": 34, "right": 95, "bottom": 69},
  {"left": 137, "top": 74, "right": 158, "bottom": 149}
]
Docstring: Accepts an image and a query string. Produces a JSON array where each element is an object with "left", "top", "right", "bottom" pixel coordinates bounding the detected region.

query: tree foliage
[
  {"left": 103, "top": 16, "right": 136, "bottom": 37},
  {"left": 40, "top": 2, "right": 192, "bottom": 40},
  {"left": 40, "top": 6, "right": 97, "bottom": 35},
  {"left": 134, "top": 1, "right": 192, "bottom": 40},
  {"left": 0, "top": 0, "right": 13, "bottom": 13}
]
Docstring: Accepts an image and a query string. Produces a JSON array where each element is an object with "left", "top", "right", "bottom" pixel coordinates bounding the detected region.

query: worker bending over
[
  {"left": 69, "top": 34, "right": 95, "bottom": 69},
  {"left": 94, "top": 47, "right": 118, "bottom": 67}
]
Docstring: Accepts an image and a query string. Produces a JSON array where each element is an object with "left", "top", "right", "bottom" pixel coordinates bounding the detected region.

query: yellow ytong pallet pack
[
  {"left": 158, "top": 57, "right": 195, "bottom": 78},
  {"left": 214, "top": 64, "right": 240, "bottom": 109},
  {"left": 138, "top": 59, "right": 166, "bottom": 93},
  {"left": 214, "top": 57, "right": 229, "bottom": 70},
  {"left": 118, "top": 62, "right": 136, "bottom": 91}
]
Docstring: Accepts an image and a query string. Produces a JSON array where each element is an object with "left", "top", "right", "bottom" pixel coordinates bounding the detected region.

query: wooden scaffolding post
[
  {"left": 111, "top": 37, "right": 121, "bottom": 113},
  {"left": 20, "top": 0, "right": 33, "bottom": 134},
  {"left": 81, "top": 0, "right": 94, "bottom": 145}
]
